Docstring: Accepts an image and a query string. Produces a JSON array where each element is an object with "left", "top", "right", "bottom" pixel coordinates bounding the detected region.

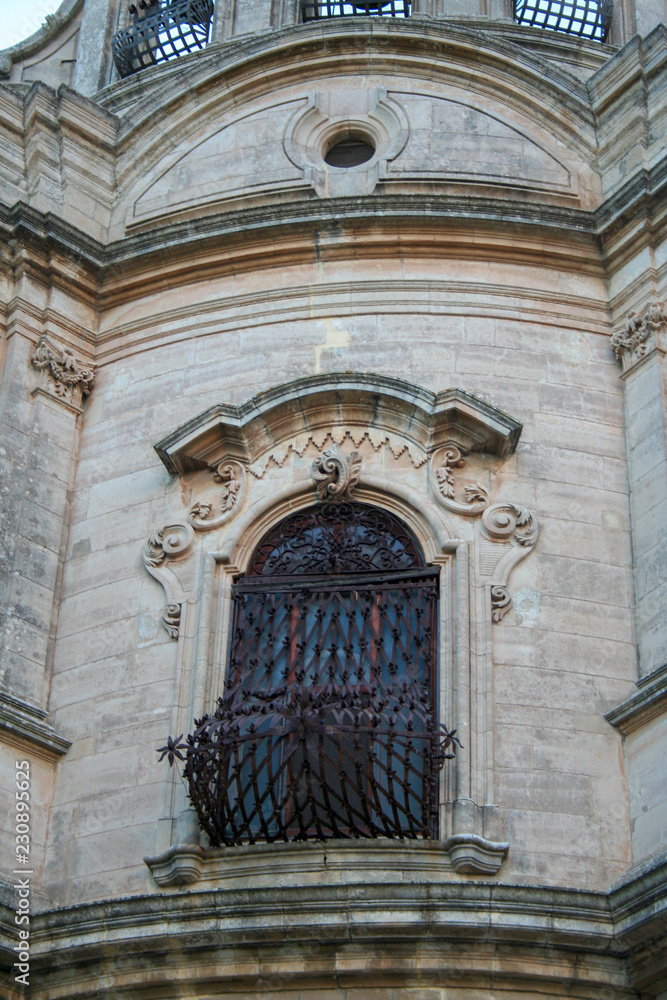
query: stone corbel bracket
[
  {"left": 479, "top": 502, "right": 539, "bottom": 622},
  {"left": 143, "top": 522, "right": 195, "bottom": 639},
  {"left": 188, "top": 460, "right": 247, "bottom": 531},
  {"left": 429, "top": 441, "right": 489, "bottom": 516},
  {"left": 610, "top": 299, "right": 666, "bottom": 374},
  {"left": 153, "top": 374, "right": 523, "bottom": 491},
  {"left": 30, "top": 334, "right": 96, "bottom": 414}
]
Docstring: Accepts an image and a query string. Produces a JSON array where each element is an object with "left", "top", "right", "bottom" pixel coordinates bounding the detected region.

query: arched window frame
[{"left": 145, "top": 375, "right": 536, "bottom": 886}]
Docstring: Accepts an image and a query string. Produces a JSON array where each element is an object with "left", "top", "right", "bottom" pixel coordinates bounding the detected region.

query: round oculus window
[{"left": 324, "top": 137, "right": 375, "bottom": 168}]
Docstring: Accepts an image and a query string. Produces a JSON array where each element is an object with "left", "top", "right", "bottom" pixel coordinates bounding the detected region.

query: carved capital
[
  {"left": 30, "top": 335, "right": 95, "bottom": 412},
  {"left": 189, "top": 460, "right": 246, "bottom": 531},
  {"left": 430, "top": 442, "right": 488, "bottom": 516},
  {"left": 311, "top": 444, "right": 362, "bottom": 501},
  {"left": 143, "top": 523, "right": 194, "bottom": 639},
  {"left": 610, "top": 300, "right": 666, "bottom": 372}
]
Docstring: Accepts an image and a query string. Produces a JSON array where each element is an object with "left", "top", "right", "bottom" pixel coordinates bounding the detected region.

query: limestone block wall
[
  {"left": 1, "top": 12, "right": 667, "bottom": 999},
  {"left": 33, "top": 240, "right": 637, "bottom": 903}
]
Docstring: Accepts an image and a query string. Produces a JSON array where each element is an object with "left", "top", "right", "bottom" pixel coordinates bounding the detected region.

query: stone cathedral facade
[{"left": 1, "top": 0, "right": 667, "bottom": 995}]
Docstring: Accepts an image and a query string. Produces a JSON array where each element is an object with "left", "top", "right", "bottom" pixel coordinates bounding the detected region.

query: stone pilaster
[
  {"left": 0, "top": 332, "right": 94, "bottom": 732},
  {"left": 610, "top": 301, "right": 667, "bottom": 678},
  {"left": 72, "top": 0, "right": 125, "bottom": 95}
]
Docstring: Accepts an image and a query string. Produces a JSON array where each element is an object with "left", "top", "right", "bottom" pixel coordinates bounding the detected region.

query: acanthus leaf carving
[
  {"left": 162, "top": 604, "right": 182, "bottom": 639},
  {"left": 480, "top": 502, "right": 539, "bottom": 624},
  {"left": 430, "top": 442, "right": 489, "bottom": 516},
  {"left": 142, "top": 522, "right": 195, "bottom": 640},
  {"left": 490, "top": 585, "right": 512, "bottom": 622},
  {"left": 310, "top": 444, "right": 362, "bottom": 501},
  {"left": 30, "top": 335, "right": 96, "bottom": 412},
  {"left": 610, "top": 299, "right": 666, "bottom": 371},
  {"left": 189, "top": 460, "right": 246, "bottom": 531}
]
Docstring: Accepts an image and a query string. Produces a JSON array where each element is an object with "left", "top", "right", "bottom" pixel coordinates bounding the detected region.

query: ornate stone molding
[
  {"left": 479, "top": 502, "right": 539, "bottom": 623},
  {"left": 283, "top": 89, "right": 409, "bottom": 199},
  {"left": 310, "top": 444, "right": 362, "bottom": 501},
  {"left": 30, "top": 334, "right": 95, "bottom": 413},
  {"left": 605, "top": 661, "right": 667, "bottom": 735},
  {"left": 188, "top": 460, "right": 246, "bottom": 530},
  {"left": 154, "top": 376, "right": 522, "bottom": 478},
  {"left": 0, "top": 692, "right": 71, "bottom": 760},
  {"left": 430, "top": 441, "right": 489, "bottom": 516},
  {"left": 610, "top": 299, "right": 666, "bottom": 373},
  {"left": 249, "top": 427, "right": 428, "bottom": 478},
  {"left": 142, "top": 522, "right": 195, "bottom": 639}
]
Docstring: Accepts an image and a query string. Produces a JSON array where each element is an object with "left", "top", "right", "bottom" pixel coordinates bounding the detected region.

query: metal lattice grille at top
[{"left": 111, "top": 0, "right": 611, "bottom": 80}]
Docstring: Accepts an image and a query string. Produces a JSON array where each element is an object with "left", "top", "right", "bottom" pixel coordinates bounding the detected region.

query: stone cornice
[
  {"left": 2, "top": 162, "right": 666, "bottom": 298},
  {"left": 0, "top": 197, "right": 602, "bottom": 304},
  {"left": 605, "top": 662, "right": 667, "bottom": 734},
  {"left": 0, "top": 692, "right": 71, "bottom": 759},
  {"left": 154, "top": 375, "right": 523, "bottom": 476},
  {"left": 2, "top": 846, "right": 666, "bottom": 995}
]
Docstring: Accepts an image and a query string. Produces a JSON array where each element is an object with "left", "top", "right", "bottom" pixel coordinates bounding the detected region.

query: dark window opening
[
  {"left": 112, "top": 0, "right": 214, "bottom": 79},
  {"left": 185, "top": 502, "right": 445, "bottom": 846},
  {"left": 301, "top": 0, "right": 411, "bottom": 22},
  {"left": 325, "top": 138, "right": 376, "bottom": 168},
  {"left": 514, "top": 0, "right": 611, "bottom": 41}
]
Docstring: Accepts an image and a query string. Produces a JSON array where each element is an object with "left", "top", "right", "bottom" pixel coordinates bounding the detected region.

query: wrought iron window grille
[
  {"left": 159, "top": 503, "right": 460, "bottom": 847},
  {"left": 301, "top": 0, "right": 410, "bottom": 23},
  {"left": 112, "top": 0, "right": 214, "bottom": 79},
  {"left": 514, "top": 0, "right": 611, "bottom": 41}
]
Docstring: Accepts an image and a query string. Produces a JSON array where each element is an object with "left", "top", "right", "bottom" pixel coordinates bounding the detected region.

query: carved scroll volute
[
  {"left": 310, "top": 444, "right": 362, "bottom": 501},
  {"left": 188, "top": 460, "right": 246, "bottom": 531},
  {"left": 610, "top": 299, "right": 666, "bottom": 372},
  {"left": 480, "top": 503, "right": 539, "bottom": 623},
  {"left": 430, "top": 442, "right": 488, "bottom": 516},
  {"left": 143, "top": 522, "right": 195, "bottom": 639}
]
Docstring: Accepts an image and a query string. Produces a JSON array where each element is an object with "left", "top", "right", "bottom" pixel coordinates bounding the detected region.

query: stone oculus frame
[{"left": 145, "top": 374, "right": 537, "bottom": 885}]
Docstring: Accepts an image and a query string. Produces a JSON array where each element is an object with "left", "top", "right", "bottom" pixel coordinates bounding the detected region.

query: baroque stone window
[
  {"left": 146, "top": 375, "right": 535, "bottom": 884},
  {"left": 186, "top": 501, "right": 445, "bottom": 845}
]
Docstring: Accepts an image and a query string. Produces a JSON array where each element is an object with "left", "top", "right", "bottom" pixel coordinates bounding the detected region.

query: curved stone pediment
[{"left": 154, "top": 373, "right": 523, "bottom": 476}]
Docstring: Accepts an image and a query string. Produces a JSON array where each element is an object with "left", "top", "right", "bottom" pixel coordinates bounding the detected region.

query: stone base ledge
[
  {"left": 145, "top": 835, "right": 508, "bottom": 889},
  {"left": 0, "top": 692, "right": 71, "bottom": 759},
  {"left": 605, "top": 661, "right": 667, "bottom": 734}
]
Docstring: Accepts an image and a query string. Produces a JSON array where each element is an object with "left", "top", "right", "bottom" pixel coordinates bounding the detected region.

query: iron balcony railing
[
  {"left": 112, "top": 0, "right": 214, "bottom": 79},
  {"left": 515, "top": 0, "right": 611, "bottom": 40},
  {"left": 301, "top": 0, "right": 410, "bottom": 21}
]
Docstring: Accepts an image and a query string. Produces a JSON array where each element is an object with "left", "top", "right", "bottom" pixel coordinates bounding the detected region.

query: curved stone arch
[
  {"left": 109, "top": 23, "right": 599, "bottom": 206},
  {"left": 215, "top": 474, "right": 460, "bottom": 575}
]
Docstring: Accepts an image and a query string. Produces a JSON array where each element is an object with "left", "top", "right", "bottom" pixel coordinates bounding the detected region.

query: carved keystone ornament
[{"left": 310, "top": 444, "right": 362, "bottom": 501}]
